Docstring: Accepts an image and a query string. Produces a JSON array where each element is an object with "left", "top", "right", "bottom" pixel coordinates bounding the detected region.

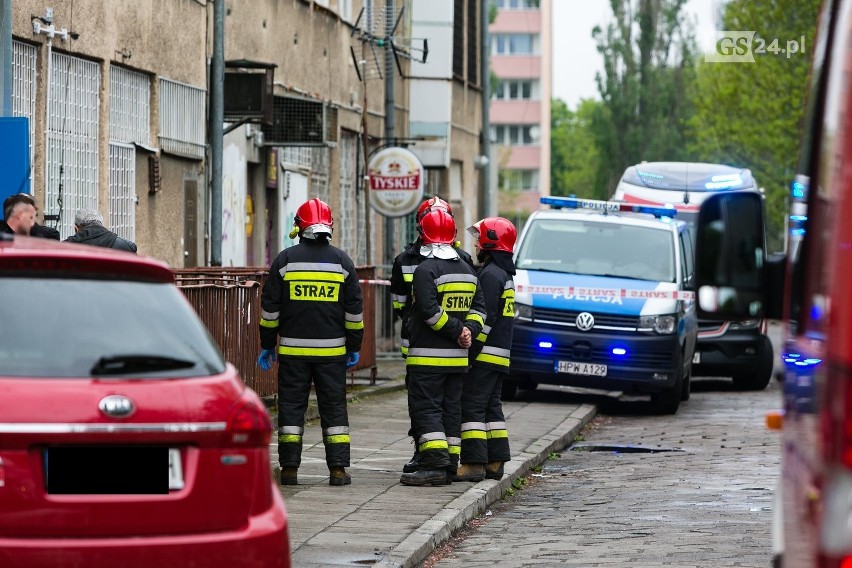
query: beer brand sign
[{"left": 367, "top": 147, "right": 425, "bottom": 217}]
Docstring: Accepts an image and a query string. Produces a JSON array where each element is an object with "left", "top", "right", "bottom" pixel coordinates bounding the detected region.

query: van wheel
[
  {"left": 733, "top": 335, "right": 774, "bottom": 391},
  {"left": 501, "top": 380, "right": 518, "bottom": 401},
  {"left": 651, "top": 367, "right": 683, "bottom": 415},
  {"left": 680, "top": 364, "right": 692, "bottom": 402}
]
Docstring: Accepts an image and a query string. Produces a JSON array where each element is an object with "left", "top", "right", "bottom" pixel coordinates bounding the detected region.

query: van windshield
[{"left": 516, "top": 218, "right": 676, "bottom": 282}]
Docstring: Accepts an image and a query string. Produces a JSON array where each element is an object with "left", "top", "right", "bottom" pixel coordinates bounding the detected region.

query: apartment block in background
[{"left": 489, "top": 0, "right": 551, "bottom": 220}]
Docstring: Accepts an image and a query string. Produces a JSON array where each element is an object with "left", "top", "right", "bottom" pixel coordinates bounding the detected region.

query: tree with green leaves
[
  {"left": 592, "top": 0, "right": 698, "bottom": 194},
  {"left": 550, "top": 98, "right": 602, "bottom": 198},
  {"left": 687, "top": 0, "right": 820, "bottom": 251}
]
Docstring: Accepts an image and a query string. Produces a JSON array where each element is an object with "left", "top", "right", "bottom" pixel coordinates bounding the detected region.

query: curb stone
[{"left": 372, "top": 403, "right": 597, "bottom": 568}]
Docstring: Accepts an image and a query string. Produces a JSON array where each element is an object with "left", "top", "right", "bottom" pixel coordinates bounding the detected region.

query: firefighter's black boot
[
  {"left": 403, "top": 448, "right": 420, "bottom": 473},
  {"left": 329, "top": 466, "right": 352, "bottom": 486},
  {"left": 279, "top": 467, "right": 298, "bottom": 486},
  {"left": 400, "top": 469, "right": 446, "bottom": 486}
]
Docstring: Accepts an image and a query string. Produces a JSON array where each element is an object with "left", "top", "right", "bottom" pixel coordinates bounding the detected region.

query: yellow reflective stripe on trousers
[
  {"left": 487, "top": 430, "right": 508, "bottom": 439},
  {"left": 278, "top": 434, "right": 302, "bottom": 443},
  {"left": 345, "top": 320, "right": 364, "bottom": 330},
  {"left": 403, "top": 274, "right": 413, "bottom": 283},
  {"left": 392, "top": 301, "right": 405, "bottom": 310},
  {"left": 260, "top": 318, "right": 278, "bottom": 328},
  {"left": 283, "top": 271, "right": 345, "bottom": 282},
  {"left": 324, "top": 434, "right": 351, "bottom": 444},
  {"left": 279, "top": 346, "right": 347, "bottom": 357},
  {"left": 475, "top": 353, "right": 510, "bottom": 367},
  {"left": 461, "top": 430, "right": 487, "bottom": 440},
  {"left": 406, "top": 356, "right": 469, "bottom": 367},
  {"left": 448, "top": 445, "right": 460, "bottom": 455},
  {"left": 419, "top": 439, "right": 448, "bottom": 451}
]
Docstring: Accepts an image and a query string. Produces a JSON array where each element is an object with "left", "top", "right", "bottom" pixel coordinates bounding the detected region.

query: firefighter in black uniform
[
  {"left": 455, "top": 217, "right": 517, "bottom": 482},
  {"left": 400, "top": 208, "right": 486, "bottom": 487},
  {"left": 257, "top": 197, "right": 364, "bottom": 487},
  {"left": 391, "top": 197, "right": 475, "bottom": 474}
]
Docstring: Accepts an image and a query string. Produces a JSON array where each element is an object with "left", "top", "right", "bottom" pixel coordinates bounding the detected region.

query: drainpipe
[
  {"left": 1, "top": 0, "right": 11, "bottom": 116},
  {"left": 209, "top": 0, "right": 225, "bottom": 266}
]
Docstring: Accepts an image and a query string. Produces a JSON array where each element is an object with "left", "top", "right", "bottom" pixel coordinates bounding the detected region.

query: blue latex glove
[
  {"left": 257, "top": 348, "right": 277, "bottom": 371},
  {"left": 345, "top": 352, "right": 360, "bottom": 369}
]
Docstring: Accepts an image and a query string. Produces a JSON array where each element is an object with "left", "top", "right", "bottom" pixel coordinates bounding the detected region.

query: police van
[
  {"left": 509, "top": 196, "right": 698, "bottom": 414},
  {"left": 612, "top": 161, "right": 775, "bottom": 391}
]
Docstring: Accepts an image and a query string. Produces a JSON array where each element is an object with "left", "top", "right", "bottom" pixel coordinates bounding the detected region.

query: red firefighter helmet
[
  {"left": 418, "top": 209, "right": 457, "bottom": 245},
  {"left": 467, "top": 217, "right": 516, "bottom": 253},
  {"left": 416, "top": 196, "right": 452, "bottom": 223},
  {"left": 294, "top": 197, "right": 333, "bottom": 237}
]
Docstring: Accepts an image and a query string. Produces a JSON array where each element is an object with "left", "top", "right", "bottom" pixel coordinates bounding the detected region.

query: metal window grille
[
  {"left": 12, "top": 41, "right": 37, "bottom": 186},
  {"left": 110, "top": 66, "right": 150, "bottom": 145},
  {"left": 338, "top": 132, "right": 355, "bottom": 252},
  {"left": 280, "top": 147, "right": 313, "bottom": 170},
  {"left": 108, "top": 143, "right": 136, "bottom": 240},
  {"left": 46, "top": 53, "right": 100, "bottom": 239},
  {"left": 159, "top": 78, "right": 206, "bottom": 159},
  {"left": 310, "top": 147, "right": 330, "bottom": 202}
]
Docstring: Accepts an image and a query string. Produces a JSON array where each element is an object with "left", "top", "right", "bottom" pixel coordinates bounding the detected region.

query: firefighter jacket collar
[{"left": 419, "top": 244, "right": 459, "bottom": 260}]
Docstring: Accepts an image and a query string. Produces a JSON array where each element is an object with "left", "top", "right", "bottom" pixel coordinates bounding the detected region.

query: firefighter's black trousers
[
  {"left": 277, "top": 358, "right": 350, "bottom": 469},
  {"left": 460, "top": 365, "right": 511, "bottom": 464},
  {"left": 407, "top": 368, "right": 463, "bottom": 471}
]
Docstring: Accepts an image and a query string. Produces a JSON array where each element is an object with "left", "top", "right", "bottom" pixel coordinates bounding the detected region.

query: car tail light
[{"left": 225, "top": 390, "right": 273, "bottom": 447}]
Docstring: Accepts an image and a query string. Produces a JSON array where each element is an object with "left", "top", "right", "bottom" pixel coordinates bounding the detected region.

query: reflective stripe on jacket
[
  {"left": 471, "top": 260, "right": 515, "bottom": 373},
  {"left": 259, "top": 239, "right": 363, "bottom": 359}
]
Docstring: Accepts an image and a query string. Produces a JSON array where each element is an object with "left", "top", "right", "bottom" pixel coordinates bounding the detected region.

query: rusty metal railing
[{"left": 174, "top": 266, "right": 378, "bottom": 397}]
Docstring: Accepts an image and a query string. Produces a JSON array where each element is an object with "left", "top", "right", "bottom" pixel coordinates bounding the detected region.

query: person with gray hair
[{"left": 64, "top": 208, "right": 137, "bottom": 253}]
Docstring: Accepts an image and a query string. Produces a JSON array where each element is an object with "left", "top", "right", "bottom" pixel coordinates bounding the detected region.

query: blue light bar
[
  {"left": 705, "top": 174, "right": 743, "bottom": 190},
  {"left": 540, "top": 196, "right": 677, "bottom": 218},
  {"left": 612, "top": 347, "right": 627, "bottom": 356},
  {"left": 539, "top": 341, "right": 553, "bottom": 349}
]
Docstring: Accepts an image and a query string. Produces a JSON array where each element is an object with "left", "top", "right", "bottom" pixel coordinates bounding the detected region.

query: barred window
[
  {"left": 46, "top": 53, "right": 100, "bottom": 239},
  {"left": 12, "top": 41, "right": 37, "bottom": 186},
  {"left": 159, "top": 78, "right": 206, "bottom": 159}
]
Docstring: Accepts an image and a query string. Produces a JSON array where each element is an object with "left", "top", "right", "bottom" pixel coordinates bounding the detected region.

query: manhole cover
[{"left": 569, "top": 443, "right": 684, "bottom": 453}]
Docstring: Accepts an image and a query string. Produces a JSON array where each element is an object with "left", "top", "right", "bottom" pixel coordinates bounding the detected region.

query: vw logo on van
[
  {"left": 575, "top": 312, "right": 595, "bottom": 331},
  {"left": 98, "top": 395, "right": 136, "bottom": 419}
]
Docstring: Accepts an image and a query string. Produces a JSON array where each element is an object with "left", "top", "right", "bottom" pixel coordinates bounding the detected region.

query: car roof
[
  {"left": 0, "top": 234, "right": 174, "bottom": 283},
  {"left": 619, "top": 161, "right": 756, "bottom": 192}
]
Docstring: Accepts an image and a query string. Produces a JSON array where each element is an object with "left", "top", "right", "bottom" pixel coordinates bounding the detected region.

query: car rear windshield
[
  {"left": 516, "top": 218, "right": 676, "bottom": 282},
  {"left": 0, "top": 278, "right": 226, "bottom": 378}
]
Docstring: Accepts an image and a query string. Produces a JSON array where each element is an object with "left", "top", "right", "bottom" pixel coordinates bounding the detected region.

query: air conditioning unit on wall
[{"left": 262, "top": 95, "right": 338, "bottom": 147}]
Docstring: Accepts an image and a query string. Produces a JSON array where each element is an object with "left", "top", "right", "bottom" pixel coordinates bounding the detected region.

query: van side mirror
[{"left": 694, "top": 192, "right": 767, "bottom": 319}]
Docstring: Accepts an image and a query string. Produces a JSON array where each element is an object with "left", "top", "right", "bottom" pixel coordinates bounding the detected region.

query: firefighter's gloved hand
[
  {"left": 257, "top": 349, "right": 277, "bottom": 371},
  {"left": 345, "top": 352, "right": 360, "bottom": 369}
]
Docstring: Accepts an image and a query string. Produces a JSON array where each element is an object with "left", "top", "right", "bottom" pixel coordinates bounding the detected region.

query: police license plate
[
  {"left": 557, "top": 361, "right": 607, "bottom": 376},
  {"left": 169, "top": 448, "right": 185, "bottom": 491}
]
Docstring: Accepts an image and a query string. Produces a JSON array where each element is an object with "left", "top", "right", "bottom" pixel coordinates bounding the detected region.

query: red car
[{"left": 0, "top": 235, "right": 290, "bottom": 567}]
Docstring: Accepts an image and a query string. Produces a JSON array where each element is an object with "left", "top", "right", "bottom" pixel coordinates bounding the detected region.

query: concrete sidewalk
[{"left": 271, "top": 358, "right": 596, "bottom": 568}]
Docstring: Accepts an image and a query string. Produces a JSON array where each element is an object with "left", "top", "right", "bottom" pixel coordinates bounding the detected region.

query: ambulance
[
  {"left": 613, "top": 161, "right": 775, "bottom": 390},
  {"left": 508, "top": 196, "right": 698, "bottom": 414}
]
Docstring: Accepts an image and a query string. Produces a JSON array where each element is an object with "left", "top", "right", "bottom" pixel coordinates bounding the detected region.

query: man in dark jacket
[
  {"left": 257, "top": 197, "right": 364, "bottom": 487},
  {"left": 65, "top": 209, "right": 137, "bottom": 252},
  {"left": 1, "top": 193, "right": 59, "bottom": 239}
]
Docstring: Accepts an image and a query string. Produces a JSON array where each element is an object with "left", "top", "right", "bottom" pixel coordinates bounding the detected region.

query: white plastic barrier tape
[
  {"left": 515, "top": 284, "right": 695, "bottom": 301},
  {"left": 359, "top": 279, "right": 392, "bottom": 286}
]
